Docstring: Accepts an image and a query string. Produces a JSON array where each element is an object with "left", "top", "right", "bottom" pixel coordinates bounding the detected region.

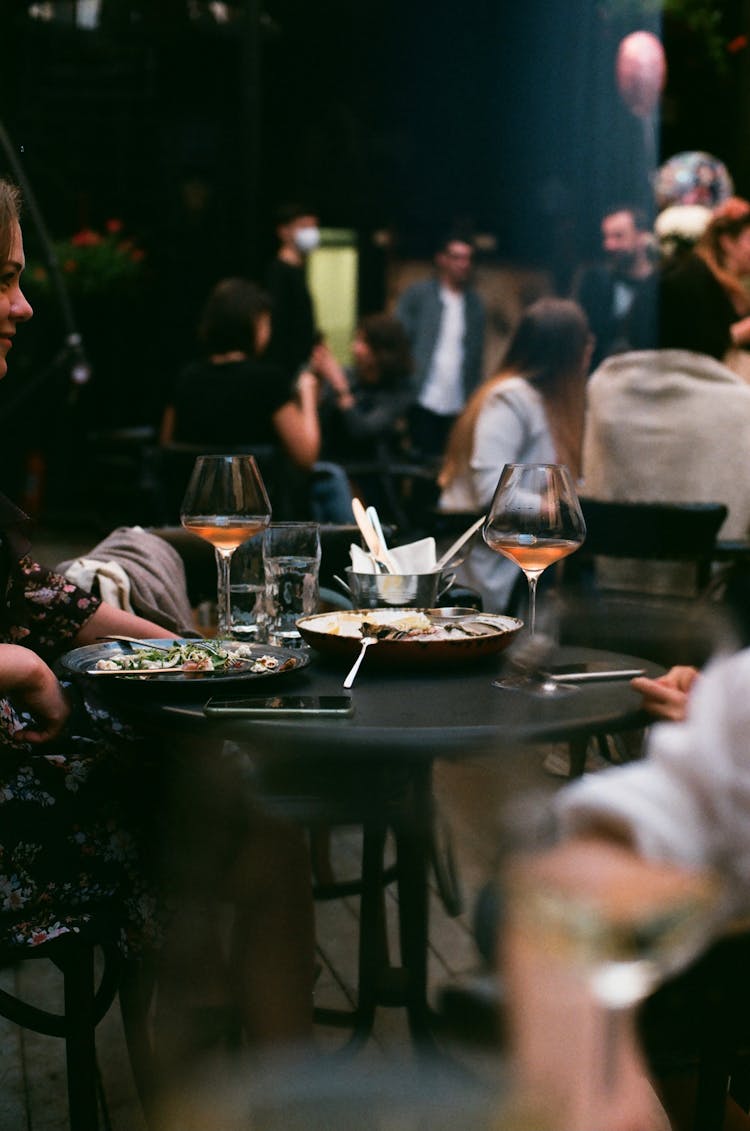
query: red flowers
[
  {"left": 70, "top": 227, "right": 103, "bottom": 248},
  {"left": 31, "top": 220, "right": 146, "bottom": 295}
]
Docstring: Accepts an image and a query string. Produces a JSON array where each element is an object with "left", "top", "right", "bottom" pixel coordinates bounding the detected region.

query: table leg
[{"left": 394, "top": 764, "right": 435, "bottom": 1043}]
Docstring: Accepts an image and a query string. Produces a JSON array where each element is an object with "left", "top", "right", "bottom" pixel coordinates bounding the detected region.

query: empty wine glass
[
  {"left": 180, "top": 454, "right": 272, "bottom": 638},
  {"left": 483, "top": 463, "right": 586, "bottom": 637}
]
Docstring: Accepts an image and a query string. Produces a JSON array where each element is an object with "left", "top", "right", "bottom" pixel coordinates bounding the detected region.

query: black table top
[{"left": 143, "top": 644, "right": 663, "bottom": 764}]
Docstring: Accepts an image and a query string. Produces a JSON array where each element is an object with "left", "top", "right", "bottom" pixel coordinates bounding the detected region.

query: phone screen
[{"left": 204, "top": 695, "right": 354, "bottom": 717}]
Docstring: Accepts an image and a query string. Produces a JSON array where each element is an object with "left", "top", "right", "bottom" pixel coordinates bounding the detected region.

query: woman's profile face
[
  {"left": 0, "top": 222, "right": 33, "bottom": 379},
  {"left": 721, "top": 225, "right": 750, "bottom": 278}
]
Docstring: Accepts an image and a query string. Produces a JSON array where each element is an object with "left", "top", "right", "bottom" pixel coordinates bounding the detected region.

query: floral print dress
[{"left": 0, "top": 495, "right": 162, "bottom": 954}]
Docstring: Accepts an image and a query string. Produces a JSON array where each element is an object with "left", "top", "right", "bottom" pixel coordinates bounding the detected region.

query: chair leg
[
  {"left": 63, "top": 943, "right": 100, "bottom": 1131},
  {"left": 119, "top": 959, "right": 159, "bottom": 1128},
  {"left": 567, "top": 737, "right": 588, "bottom": 778}
]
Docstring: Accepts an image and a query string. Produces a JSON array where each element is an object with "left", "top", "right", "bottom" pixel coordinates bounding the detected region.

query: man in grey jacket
[{"left": 396, "top": 234, "right": 486, "bottom": 462}]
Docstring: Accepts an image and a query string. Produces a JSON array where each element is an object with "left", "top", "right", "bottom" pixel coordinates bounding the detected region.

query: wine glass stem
[
  {"left": 525, "top": 572, "right": 540, "bottom": 635},
  {"left": 215, "top": 547, "right": 234, "bottom": 638}
]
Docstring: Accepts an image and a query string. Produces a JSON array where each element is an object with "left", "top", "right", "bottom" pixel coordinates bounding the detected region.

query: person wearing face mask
[{"left": 265, "top": 202, "right": 321, "bottom": 378}]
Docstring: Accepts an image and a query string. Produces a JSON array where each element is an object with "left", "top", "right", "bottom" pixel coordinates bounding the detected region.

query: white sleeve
[
  {"left": 556, "top": 649, "right": 750, "bottom": 914},
  {"left": 469, "top": 386, "right": 533, "bottom": 507}
]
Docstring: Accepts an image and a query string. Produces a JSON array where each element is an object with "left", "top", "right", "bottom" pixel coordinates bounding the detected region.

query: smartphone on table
[
  {"left": 204, "top": 695, "right": 354, "bottom": 717},
  {"left": 543, "top": 662, "right": 646, "bottom": 684}
]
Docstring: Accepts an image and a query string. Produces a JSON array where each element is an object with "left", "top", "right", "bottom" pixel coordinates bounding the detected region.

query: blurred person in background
[
  {"left": 438, "top": 298, "right": 591, "bottom": 613},
  {"left": 265, "top": 202, "right": 321, "bottom": 378},
  {"left": 658, "top": 196, "right": 750, "bottom": 375},
  {"left": 572, "top": 203, "right": 654, "bottom": 371},
  {"left": 396, "top": 233, "right": 485, "bottom": 464},
  {"left": 160, "top": 276, "right": 321, "bottom": 517},
  {"left": 309, "top": 312, "right": 415, "bottom": 522}
]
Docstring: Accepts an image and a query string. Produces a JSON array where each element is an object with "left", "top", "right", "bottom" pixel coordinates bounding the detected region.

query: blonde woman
[{"left": 438, "top": 298, "right": 591, "bottom": 613}]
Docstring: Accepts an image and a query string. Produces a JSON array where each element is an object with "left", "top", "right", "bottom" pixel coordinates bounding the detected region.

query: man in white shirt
[{"left": 396, "top": 234, "right": 486, "bottom": 462}]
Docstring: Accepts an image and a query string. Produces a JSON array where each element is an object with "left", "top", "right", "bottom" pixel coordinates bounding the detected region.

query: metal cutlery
[
  {"left": 434, "top": 514, "right": 487, "bottom": 573},
  {"left": 343, "top": 636, "right": 377, "bottom": 688},
  {"left": 351, "top": 498, "right": 397, "bottom": 573},
  {"left": 96, "top": 634, "right": 224, "bottom": 657},
  {"left": 97, "top": 634, "right": 174, "bottom": 649},
  {"left": 366, "top": 506, "right": 400, "bottom": 572}
]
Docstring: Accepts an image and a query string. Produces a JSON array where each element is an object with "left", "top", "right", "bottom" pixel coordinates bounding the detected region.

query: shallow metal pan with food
[{"left": 296, "top": 609, "right": 523, "bottom": 667}]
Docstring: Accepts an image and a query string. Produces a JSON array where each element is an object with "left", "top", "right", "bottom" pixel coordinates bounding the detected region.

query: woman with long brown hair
[{"left": 438, "top": 297, "right": 591, "bottom": 613}]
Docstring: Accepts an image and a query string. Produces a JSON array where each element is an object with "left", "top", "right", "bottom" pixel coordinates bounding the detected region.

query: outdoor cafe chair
[{"left": 0, "top": 921, "right": 132, "bottom": 1130}]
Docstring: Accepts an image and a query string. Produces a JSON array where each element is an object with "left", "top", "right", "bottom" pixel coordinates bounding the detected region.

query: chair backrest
[
  {"left": 578, "top": 498, "right": 728, "bottom": 564},
  {"left": 559, "top": 499, "right": 730, "bottom": 666},
  {"left": 149, "top": 523, "right": 395, "bottom": 612},
  {"left": 567, "top": 498, "right": 728, "bottom": 593}
]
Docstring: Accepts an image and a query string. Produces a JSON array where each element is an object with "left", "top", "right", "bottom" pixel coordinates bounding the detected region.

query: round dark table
[
  {"left": 154, "top": 644, "right": 663, "bottom": 760},
  {"left": 112, "top": 642, "right": 663, "bottom": 1046}
]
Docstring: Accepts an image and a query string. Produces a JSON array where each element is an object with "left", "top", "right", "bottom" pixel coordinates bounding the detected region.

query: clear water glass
[
  {"left": 262, "top": 522, "right": 321, "bottom": 647},
  {"left": 229, "top": 529, "right": 267, "bottom": 641}
]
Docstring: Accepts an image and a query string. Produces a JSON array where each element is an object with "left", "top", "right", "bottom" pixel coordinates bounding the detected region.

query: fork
[
  {"left": 343, "top": 636, "right": 377, "bottom": 688},
  {"left": 97, "top": 634, "right": 225, "bottom": 657}
]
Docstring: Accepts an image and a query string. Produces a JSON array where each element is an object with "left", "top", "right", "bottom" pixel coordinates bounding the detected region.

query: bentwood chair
[{"left": 0, "top": 925, "right": 125, "bottom": 1130}]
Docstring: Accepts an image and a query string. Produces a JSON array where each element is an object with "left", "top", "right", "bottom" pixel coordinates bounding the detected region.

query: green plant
[{"left": 29, "top": 218, "right": 145, "bottom": 296}]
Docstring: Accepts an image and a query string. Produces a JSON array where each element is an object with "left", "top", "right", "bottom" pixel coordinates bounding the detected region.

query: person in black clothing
[
  {"left": 314, "top": 313, "right": 414, "bottom": 463},
  {"left": 160, "top": 277, "right": 322, "bottom": 516},
  {"left": 658, "top": 196, "right": 750, "bottom": 364},
  {"left": 310, "top": 313, "right": 415, "bottom": 522},
  {"left": 264, "top": 202, "right": 320, "bottom": 377}
]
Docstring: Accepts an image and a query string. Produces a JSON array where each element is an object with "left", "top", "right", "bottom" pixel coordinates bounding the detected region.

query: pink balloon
[{"left": 616, "top": 31, "right": 667, "bottom": 118}]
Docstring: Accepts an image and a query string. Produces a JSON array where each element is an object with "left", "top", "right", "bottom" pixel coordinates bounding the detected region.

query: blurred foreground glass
[
  {"left": 505, "top": 839, "right": 722, "bottom": 1128},
  {"left": 263, "top": 522, "right": 321, "bottom": 647},
  {"left": 180, "top": 455, "right": 272, "bottom": 638}
]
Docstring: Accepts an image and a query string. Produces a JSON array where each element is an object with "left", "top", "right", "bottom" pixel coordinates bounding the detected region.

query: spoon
[
  {"left": 434, "top": 514, "right": 487, "bottom": 573},
  {"left": 343, "top": 636, "right": 377, "bottom": 688},
  {"left": 351, "top": 498, "right": 396, "bottom": 573}
]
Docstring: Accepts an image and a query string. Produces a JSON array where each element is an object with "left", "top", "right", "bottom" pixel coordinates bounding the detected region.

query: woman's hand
[
  {"left": 310, "top": 343, "right": 354, "bottom": 406},
  {"left": 730, "top": 315, "right": 750, "bottom": 349},
  {"left": 0, "top": 644, "right": 70, "bottom": 744},
  {"left": 630, "top": 665, "right": 700, "bottom": 722}
]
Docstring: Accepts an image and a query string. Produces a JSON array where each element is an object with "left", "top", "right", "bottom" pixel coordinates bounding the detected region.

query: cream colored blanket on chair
[
  {"left": 581, "top": 348, "right": 750, "bottom": 593},
  {"left": 57, "top": 525, "right": 195, "bottom": 635}
]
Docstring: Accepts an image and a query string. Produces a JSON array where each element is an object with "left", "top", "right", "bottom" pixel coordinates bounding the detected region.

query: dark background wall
[{"left": 0, "top": 0, "right": 747, "bottom": 503}]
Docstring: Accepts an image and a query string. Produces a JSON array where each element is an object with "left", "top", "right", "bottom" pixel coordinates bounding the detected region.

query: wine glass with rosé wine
[
  {"left": 180, "top": 454, "right": 272, "bottom": 639},
  {"left": 483, "top": 464, "right": 585, "bottom": 689}
]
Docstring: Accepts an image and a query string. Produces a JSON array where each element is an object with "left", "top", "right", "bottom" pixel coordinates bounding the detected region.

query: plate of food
[
  {"left": 60, "top": 638, "right": 310, "bottom": 699},
  {"left": 296, "top": 608, "right": 523, "bottom": 667}
]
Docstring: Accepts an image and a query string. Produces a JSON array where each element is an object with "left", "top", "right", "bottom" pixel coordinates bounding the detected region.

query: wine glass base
[{"left": 491, "top": 675, "right": 580, "bottom": 696}]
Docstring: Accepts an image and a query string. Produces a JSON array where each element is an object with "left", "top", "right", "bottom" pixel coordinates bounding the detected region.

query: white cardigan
[{"left": 438, "top": 376, "right": 555, "bottom": 613}]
